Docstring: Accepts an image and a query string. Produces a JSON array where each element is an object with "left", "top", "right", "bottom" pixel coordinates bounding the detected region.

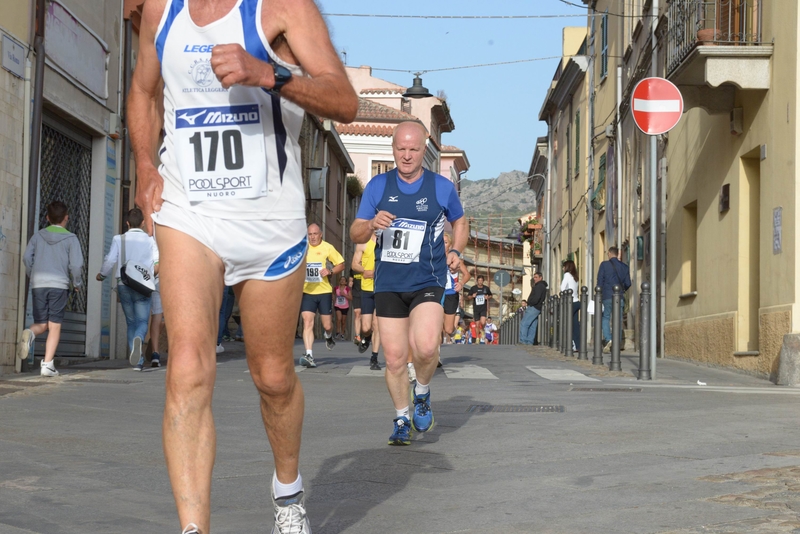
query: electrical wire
[
  {"left": 371, "top": 56, "right": 573, "bottom": 75},
  {"left": 323, "top": 12, "right": 586, "bottom": 20}
]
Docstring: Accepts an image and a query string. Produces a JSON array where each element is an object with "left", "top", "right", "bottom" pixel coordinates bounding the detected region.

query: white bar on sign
[{"left": 633, "top": 99, "right": 681, "bottom": 113}]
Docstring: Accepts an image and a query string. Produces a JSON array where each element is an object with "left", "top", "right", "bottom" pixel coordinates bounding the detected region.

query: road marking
[
  {"left": 527, "top": 367, "right": 600, "bottom": 382},
  {"left": 347, "top": 365, "right": 384, "bottom": 377},
  {"left": 442, "top": 365, "right": 498, "bottom": 379}
]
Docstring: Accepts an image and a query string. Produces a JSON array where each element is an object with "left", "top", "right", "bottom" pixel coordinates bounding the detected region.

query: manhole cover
[
  {"left": 570, "top": 387, "right": 642, "bottom": 392},
  {"left": 467, "top": 405, "right": 565, "bottom": 413},
  {"left": 69, "top": 379, "right": 141, "bottom": 385}
]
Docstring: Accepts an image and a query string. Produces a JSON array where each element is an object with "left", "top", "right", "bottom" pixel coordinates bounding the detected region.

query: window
[
  {"left": 574, "top": 111, "right": 580, "bottom": 177},
  {"left": 600, "top": 11, "right": 609, "bottom": 79},
  {"left": 681, "top": 202, "right": 698, "bottom": 294},
  {"left": 372, "top": 160, "right": 395, "bottom": 176},
  {"left": 591, "top": 154, "right": 606, "bottom": 211},
  {"left": 566, "top": 125, "right": 571, "bottom": 186}
]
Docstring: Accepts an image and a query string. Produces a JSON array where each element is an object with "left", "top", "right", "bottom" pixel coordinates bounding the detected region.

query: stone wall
[
  {"left": 759, "top": 307, "right": 792, "bottom": 381},
  {"left": 665, "top": 308, "right": 792, "bottom": 381},
  {"left": 0, "top": 69, "right": 24, "bottom": 376},
  {"left": 665, "top": 312, "right": 736, "bottom": 366}
]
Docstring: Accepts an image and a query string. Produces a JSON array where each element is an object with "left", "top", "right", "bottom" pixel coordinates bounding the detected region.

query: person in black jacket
[{"left": 520, "top": 272, "right": 547, "bottom": 344}]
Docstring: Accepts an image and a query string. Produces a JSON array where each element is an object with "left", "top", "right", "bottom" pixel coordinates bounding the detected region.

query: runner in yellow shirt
[
  {"left": 352, "top": 233, "right": 381, "bottom": 370},
  {"left": 300, "top": 224, "right": 345, "bottom": 368}
]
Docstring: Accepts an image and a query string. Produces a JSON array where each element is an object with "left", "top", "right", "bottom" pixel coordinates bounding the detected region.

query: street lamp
[{"left": 404, "top": 72, "right": 433, "bottom": 99}]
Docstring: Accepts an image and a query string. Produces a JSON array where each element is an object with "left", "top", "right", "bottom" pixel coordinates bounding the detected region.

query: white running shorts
[{"left": 152, "top": 201, "right": 307, "bottom": 287}]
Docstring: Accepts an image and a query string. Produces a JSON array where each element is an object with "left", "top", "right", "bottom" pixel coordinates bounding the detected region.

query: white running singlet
[{"left": 154, "top": 0, "right": 305, "bottom": 220}]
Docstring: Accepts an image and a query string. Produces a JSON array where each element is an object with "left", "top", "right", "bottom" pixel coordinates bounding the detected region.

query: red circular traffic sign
[{"left": 631, "top": 77, "right": 684, "bottom": 135}]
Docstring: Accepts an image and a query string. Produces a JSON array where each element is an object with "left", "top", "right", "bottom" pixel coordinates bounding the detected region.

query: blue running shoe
[
  {"left": 410, "top": 386, "right": 435, "bottom": 432},
  {"left": 388, "top": 416, "right": 412, "bottom": 446}
]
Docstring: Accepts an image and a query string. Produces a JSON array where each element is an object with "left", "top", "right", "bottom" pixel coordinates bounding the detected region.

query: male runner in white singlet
[{"left": 128, "top": 1, "right": 357, "bottom": 532}]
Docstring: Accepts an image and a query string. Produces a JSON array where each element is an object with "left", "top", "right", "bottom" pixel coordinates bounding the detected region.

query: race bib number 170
[{"left": 175, "top": 103, "right": 268, "bottom": 202}]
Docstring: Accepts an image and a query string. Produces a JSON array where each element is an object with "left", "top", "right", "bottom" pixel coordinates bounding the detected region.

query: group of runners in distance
[{"left": 71, "top": 0, "right": 480, "bottom": 532}]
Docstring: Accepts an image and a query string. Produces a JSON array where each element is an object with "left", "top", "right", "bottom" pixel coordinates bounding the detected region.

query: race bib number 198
[
  {"left": 306, "top": 262, "right": 323, "bottom": 283},
  {"left": 176, "top": 103, "right": 268, "bottom": 202}
]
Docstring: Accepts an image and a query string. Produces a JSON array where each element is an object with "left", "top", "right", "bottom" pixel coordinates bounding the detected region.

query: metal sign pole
[{"left": 650, "top": 134, "right": 658, "bottom": 379}]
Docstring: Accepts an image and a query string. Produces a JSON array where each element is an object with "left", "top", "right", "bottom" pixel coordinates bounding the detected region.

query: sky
[{"left": 319, "top": 0, "right": 589, "bottom": 182}]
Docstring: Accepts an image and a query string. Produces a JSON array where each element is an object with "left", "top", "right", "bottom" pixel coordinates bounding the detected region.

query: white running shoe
[
  {"left": 129, "top": 336, "right": 143, "bottom": 366},
  {"left": 271, "top": 491, "right": 311, "bottom": 534},
  {"left": 17, "top": 329, "right": 34, "bottom": 361},
  {"left": 40, "top": 360, "right": 59, "bottom": 377},
  {"left": 216, "top": 343, "right": 225, "bottom": 354},
  {"left": 181, "top": 523, "right": 201, "bottom": 534},
  {"left": 407, "top": 362, "right": 416, "bottom": 383}
]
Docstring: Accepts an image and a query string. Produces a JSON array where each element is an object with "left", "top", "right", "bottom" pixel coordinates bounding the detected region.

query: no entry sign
[{"left": 632, "top": 77, "right": 683, "bottom": 135}]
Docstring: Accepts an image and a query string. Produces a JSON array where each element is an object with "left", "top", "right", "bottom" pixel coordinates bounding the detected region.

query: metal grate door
[{"left": 34, "top": 120, "right": 92, "bottom": 356}]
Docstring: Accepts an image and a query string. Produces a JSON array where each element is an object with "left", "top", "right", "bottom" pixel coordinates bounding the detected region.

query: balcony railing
[{"left": 667, "top": 0, "right": 763, "bottom": 75}]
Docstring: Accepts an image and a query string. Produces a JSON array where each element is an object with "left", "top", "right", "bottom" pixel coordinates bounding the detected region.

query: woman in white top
[{"left": 560, "top": 260, "right": 580, "bottom": 351}]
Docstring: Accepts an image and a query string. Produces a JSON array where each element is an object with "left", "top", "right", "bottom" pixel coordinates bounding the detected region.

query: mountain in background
[{"left": 459, "top": 170, "right": 537, "bottom": 237}]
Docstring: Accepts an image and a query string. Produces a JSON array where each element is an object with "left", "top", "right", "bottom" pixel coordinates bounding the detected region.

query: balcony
[{"left": 666, "top": 0, "right": 772, "bottom": 113}]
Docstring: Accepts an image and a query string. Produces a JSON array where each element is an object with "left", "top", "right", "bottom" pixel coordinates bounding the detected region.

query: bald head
[
  {"left": 308, "top": 223, "right": 322, "bottom": 246},
  {"left": 392, "top": 121, "right": 428, "bottom": 181},
  {"left": 392, "top": 121, "right": 427, "bottom": 146}
]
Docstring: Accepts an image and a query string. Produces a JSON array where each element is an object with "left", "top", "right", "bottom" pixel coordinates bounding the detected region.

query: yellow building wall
[
  {"left": 1, "top": 2, "right": 30, "bottom": 43},
  {"left": 664, "top": 0, "right": 798, "bottom": 378}
]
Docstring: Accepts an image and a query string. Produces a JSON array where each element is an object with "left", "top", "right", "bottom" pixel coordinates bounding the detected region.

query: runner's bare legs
[{"left": 158, "top": 227, "right": 225, "bottom": 532}]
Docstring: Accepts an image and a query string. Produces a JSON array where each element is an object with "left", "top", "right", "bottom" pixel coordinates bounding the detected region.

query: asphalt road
[{"left": 1, "top": 340, "right": 799, "bottom": 533}]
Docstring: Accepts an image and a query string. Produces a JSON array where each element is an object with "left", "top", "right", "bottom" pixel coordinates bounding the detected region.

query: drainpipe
[
  {"left": 16, "top": 57, "right": 33, "bottom": 374},
  {"left": 27, "top": 0, "right": 45, "bottom": 243},
  {"left": 322, "top": 134, "right": 328, "bottom": 242},
  {"left": 19, "top": 0, "right": 47, "bottom": 368},
  {"left": 586, "top": 10, "right": 596, "bottom": 299},
  {"left": 121, "top": 18, "right": 132, "bottom": 208},
  {"left": 544, "top": 120, "right": 552, "bottom": 284},
  {"left": 616, "top": 64, "right": 623, "bottom": 250},
  {"left": 649, "top": 0, "right": 659, "bottom": 376}
]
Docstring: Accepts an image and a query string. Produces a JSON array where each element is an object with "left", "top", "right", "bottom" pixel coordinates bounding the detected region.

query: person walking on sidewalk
[
  {"left": 561, "top": 260, "right": 580, "bottom": 351},
  {"left": 128, "top": 0, "right": 358, "bottom": 531},
  {"left": 149, "top": 275, "right": 164, "bottom": 367},
  {"left": 597, "top": 246, "right": 631, "bottom": 352},
  {"left": 97, "top": 208, "right": 159, "bottom": 370},
  {"left": 519, "top": 272, "right": 547, "bottom": 344},
  {"left": 300, "top": 223, "right": 345, "bottom": 368},
  {"left": 350, "top": 120, "right": 467, "bottom": 446},
  {"left": 18, "top": 201, "right": 84, "bottom": 377},
  {"left": 442, "top": 232, "right": 471, "bottom": 348}
]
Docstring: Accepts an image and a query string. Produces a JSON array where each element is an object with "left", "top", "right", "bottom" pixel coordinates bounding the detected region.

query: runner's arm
[
  {"left": 128, "top": 0, "right": 167, "bottom": 234},
  {"left": 351, "top": 244, "right": 365, "bottom": 274}
]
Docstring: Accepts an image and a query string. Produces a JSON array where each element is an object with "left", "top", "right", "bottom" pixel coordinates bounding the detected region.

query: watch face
[{"left": 273, "top": 63, "right": 292, "bottom": 83}]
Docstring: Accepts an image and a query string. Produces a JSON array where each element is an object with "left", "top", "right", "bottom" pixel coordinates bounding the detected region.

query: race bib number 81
[
  {"left": 176, "top": 103, "right": 268, "bottom": 202},
  {"left": 380, "top": 218, "right": 426, "bottom": 264}
]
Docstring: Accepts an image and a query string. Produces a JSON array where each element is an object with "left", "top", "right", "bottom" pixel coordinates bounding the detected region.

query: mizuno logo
[
  {"left": 424, "top": 292, "right": 435, "bottom": 297},
  {"left": 393, "top": 220, "right": 426, "bottom": 231},
  {"left": 388, "top": 196, "right": 399, "bottom": 202},
  {"left": 175, "top": 104, "right": 260, "bottom": 129},
  {"left": 176, "top": 109, "right": 206, "bottom": 125}
]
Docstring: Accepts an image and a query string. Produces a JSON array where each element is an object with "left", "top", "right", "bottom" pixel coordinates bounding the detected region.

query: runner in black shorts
[
  {"left": 350, "top": 121, "right": 468, "bottom": 447},
  {"left": 468, "top": 276, "right": 493, "bottom": 332}
]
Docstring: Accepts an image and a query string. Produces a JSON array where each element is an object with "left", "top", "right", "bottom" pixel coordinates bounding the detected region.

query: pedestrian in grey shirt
[{"left": 18, "top": 201, "right": 84, "bottom": 376}]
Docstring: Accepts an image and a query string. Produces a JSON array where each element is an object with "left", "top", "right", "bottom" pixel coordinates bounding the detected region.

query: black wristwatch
[
  {"left": 448, "top": 250, "right": 463, "bottom": 259},
  {"left": 267, "top": 61, "right": 292, "bottom": 95}
]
